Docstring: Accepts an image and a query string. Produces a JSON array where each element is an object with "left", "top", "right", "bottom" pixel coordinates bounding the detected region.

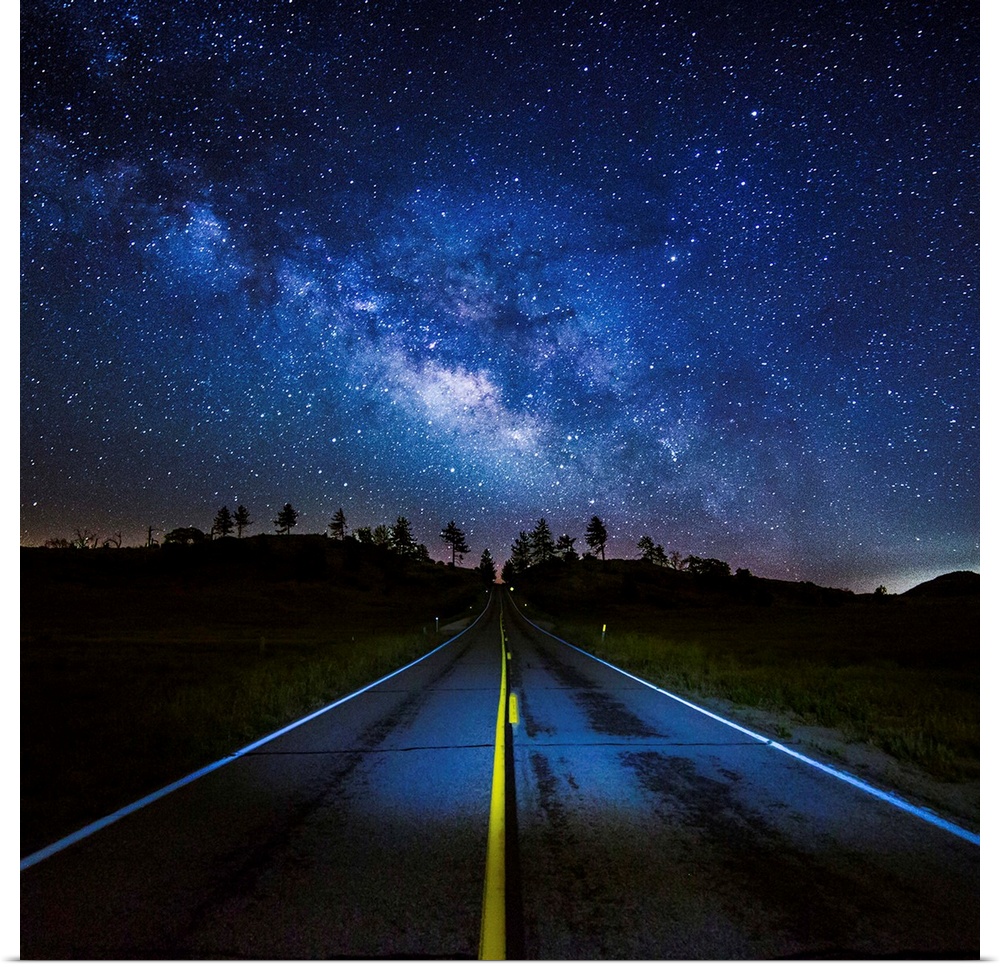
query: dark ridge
[{"left": 902, "top": 570, "right": 980, "bottom": 598}]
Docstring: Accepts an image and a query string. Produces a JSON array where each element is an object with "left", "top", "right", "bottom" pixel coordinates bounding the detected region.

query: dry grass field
[
  {"left": 21, "top": 537, "right": 485, "bottom": 856},
  {"left": 21, "top": 544, "right": 978, "bottom": 856},
  {"left": 511, "top": 559, "right": 979, "bottom": 788}
]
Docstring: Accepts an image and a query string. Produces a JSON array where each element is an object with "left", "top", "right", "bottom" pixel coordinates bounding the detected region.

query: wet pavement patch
[{"left": 574, "top": 687, "right": 663, "bottom": 738}]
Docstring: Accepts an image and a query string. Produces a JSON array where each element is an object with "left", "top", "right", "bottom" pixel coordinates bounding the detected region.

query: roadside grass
[
  {"left": 532, "top": 595, "right": 978, "bottom": 785},
  {"left": 21, "top": 548, "right": 485, "bottom": 857}
]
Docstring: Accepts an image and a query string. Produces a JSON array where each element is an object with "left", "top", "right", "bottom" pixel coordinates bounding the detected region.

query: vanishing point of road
[{"left": 21, "top": 588, "right": 979, "bottom": 958}]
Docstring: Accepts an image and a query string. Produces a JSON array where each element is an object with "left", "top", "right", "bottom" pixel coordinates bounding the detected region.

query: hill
[
  {"left": 506, "top": 555, "right": 856, "bottom": 614},
  {"left": 902, "top": 570, "right": 980, "bottom": 598}
]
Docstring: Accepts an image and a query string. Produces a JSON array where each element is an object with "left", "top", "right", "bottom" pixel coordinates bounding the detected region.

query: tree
[
  {"left": 164, "top": 526, "right": 207, "bottom": 545},
  {"left": 273, "top": 503, "right": 298, "bottom": 535},
  {"left": 353, "top": 525, "right": 374, "bottom": 544},
  {"left": 500, "top": 559, "right": 517, "bottom": 584},
  {"left": 684, "top": 555, "right": 731, "bottom": 579},
  {"left": 391, "top": 516, "right": 417, "bottom": 557},
  {"left": 71, "top": 528, "right": 101, "bottom": 549},
  {"left": 529, "top": 518, "right": 556, "bottom": 565},
  {"left": 440, "top": 520, "right": 470, "bottom": 565},
  {"left": 637, "top": 535, "right": 667, "bottom": 566},
  {"left": 328, "top": 507, "right": 347, "bottom": 540},
  {"left": 477, "top": 548, "right": 497, "bottom": 586},
  {"left": 233, "top": 505, "right": 252, "bottom": 537},
  {"left": 585, "top": 515, "right": 608, "bottom": 560},
  {"left": 213, "top": 506, "right": 234, "bottom": 538},
  {"left": 555, "top": 533, "right": 578, "bottom": 562},
  {"left": 372, "top": 523, "right": 392, "bottom": 548},
  {"left": 667, "top": 550, "right": 684, "bottom": 570},
  {"left": 507, "top": 531, "right": 533, "bottom": 575}
]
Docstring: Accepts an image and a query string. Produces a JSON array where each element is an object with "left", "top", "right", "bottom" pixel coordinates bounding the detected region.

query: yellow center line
[{"left": 479, "top": 601, "right": 508, "bottom": 960}]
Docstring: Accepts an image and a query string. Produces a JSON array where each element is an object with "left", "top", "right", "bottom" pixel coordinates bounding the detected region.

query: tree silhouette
[
  {"left": 477, "top": 548, "right": 497, "bottom": 586},
  {"left": 441, "top": 520, "right": 470, "bottom": 565},
  {"left": 328, "top": 507, "right": 347, "bottom": 540},
  {"left": 529, "top": 518, "right": 556, "bottom": 565},
  {"left": 233, "top": 505, "right": 252, "bottom": 537},
  {"left": 72, "top": 528, "right": 100, "bottom": 549},
  {"left": 500, "top": 558, "right": 518, "bottom": 584},
  {"left": 684, "top": 555, "right": 731, "bottom": 579},
  {"left": 273, "top": 503, "right": 298, "bottom": 535},
  {"left": 585, "top": 515, "right": 608, "bottom": 560},
  {"left": 390, "top": 516, "right": 418, "bottom": 557},
  {"left": 508, "top": 531, "right": 533, "bottom": 575},
  {"left": 213, "top": 506, "right": 234, "bottom": 538},
  {"left": 637, "top": 535, "right": 667, "bottom": 566},
  {"left": 164, "top": 526, "right": 207, "bottom": 545},
  {"left": 372, "top": 523, "right": 392, "bottom": 548},
  {"left": 555, "top": 533, "right": 578, "bottom": 561}
]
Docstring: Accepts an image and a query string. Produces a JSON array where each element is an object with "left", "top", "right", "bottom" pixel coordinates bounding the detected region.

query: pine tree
[
  {"left": 329, "top": 507, "right": 347, "bottom": 540},
  {"left": 212, "top": 506, "right": 234, "bottom": 538},
  {"left": 391, "top": 516, "right": 417, "bottom": 557},
  {"left": 638, "top": 535, "right": 667, "bottom": 566},
  {"left": 273, "top": 503, "right": 298, "bottom": 535},
  {"left": 477, "top": 548, "right": 497, "bottom": 586},
  {"left": 529, "top": 518, "right": 556, "bottom": 565},
  {"left": 585, "top": 515, "right": 608, "bottom": 560},
  {"left": 440, "top": 520, "right": 470, "bottom": 566},
  {"left": 233, "top": 505, "right": 252, "bottom": 537},
  {"left": 555, "top": 533, "right": 578, "bottom": 561},
  {"left": 508, "top": 531, "right": 533, "bottom": 575}
]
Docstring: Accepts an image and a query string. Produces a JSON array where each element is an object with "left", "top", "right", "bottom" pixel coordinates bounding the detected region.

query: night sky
[{"left": 20, "top": 0, "right": 979, "bottom": 592}]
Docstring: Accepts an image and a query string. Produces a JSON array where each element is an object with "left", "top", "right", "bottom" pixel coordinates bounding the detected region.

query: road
[
  {"left": 504, "top": 594, "right": 979, "bottom": 958},
  {"left": 21, "top": 588, "right": 979, "bottom": 958},
  {"left": 21, "top": 593, "right": 504, "bottom": 959}
]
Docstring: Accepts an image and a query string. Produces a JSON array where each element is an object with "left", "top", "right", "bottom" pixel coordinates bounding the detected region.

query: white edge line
[
  {"left": 21, "top": 597, "right": 491, "bottom": 871},
  {"left": 511, "top": 600, "right": 980, "bottom": 847}
]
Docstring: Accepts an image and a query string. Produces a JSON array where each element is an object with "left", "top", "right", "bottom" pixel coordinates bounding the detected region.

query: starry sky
[{"left": 20, "top": 0, "right": 979, "bottom": 593}]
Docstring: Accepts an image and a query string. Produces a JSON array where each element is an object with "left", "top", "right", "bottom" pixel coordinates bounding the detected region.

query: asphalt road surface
[
  {"left": 504, "top": 594, "right": 979, "bottom": 958},
  {"left": 21, "top": 594, "right": 503, "bottom": 959},
  {"left": 22, "top": 588, "right": 979, "bottom": 958}
]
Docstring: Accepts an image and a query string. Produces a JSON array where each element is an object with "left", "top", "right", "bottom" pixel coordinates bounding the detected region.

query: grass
[
  {"left": 22, "top": 545, "right": 979, "bottom": 856},
  {"left": 515, "top": 559, "right": 979, "bottom": 785},
  {"left": 21, "top": 539, "right": 485, "bottom": 856}
]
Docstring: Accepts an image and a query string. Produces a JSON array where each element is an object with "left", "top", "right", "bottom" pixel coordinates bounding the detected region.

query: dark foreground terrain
[
  {"left": 21, "top": 536, "right": 485, "bottom": 856},
  {"left": 21, "top": 588, "right": 979, "bottom": 958},
  {"left": 509, "top": 558, "right": 979, "bottom": 826},
  {"left": 22, "top": 544, "right": 978, "bottom": 857}
]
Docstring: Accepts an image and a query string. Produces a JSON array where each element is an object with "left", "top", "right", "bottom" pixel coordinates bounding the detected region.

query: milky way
[{"left": 20, "top": 0, "right": 979, "bottom": 591}]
